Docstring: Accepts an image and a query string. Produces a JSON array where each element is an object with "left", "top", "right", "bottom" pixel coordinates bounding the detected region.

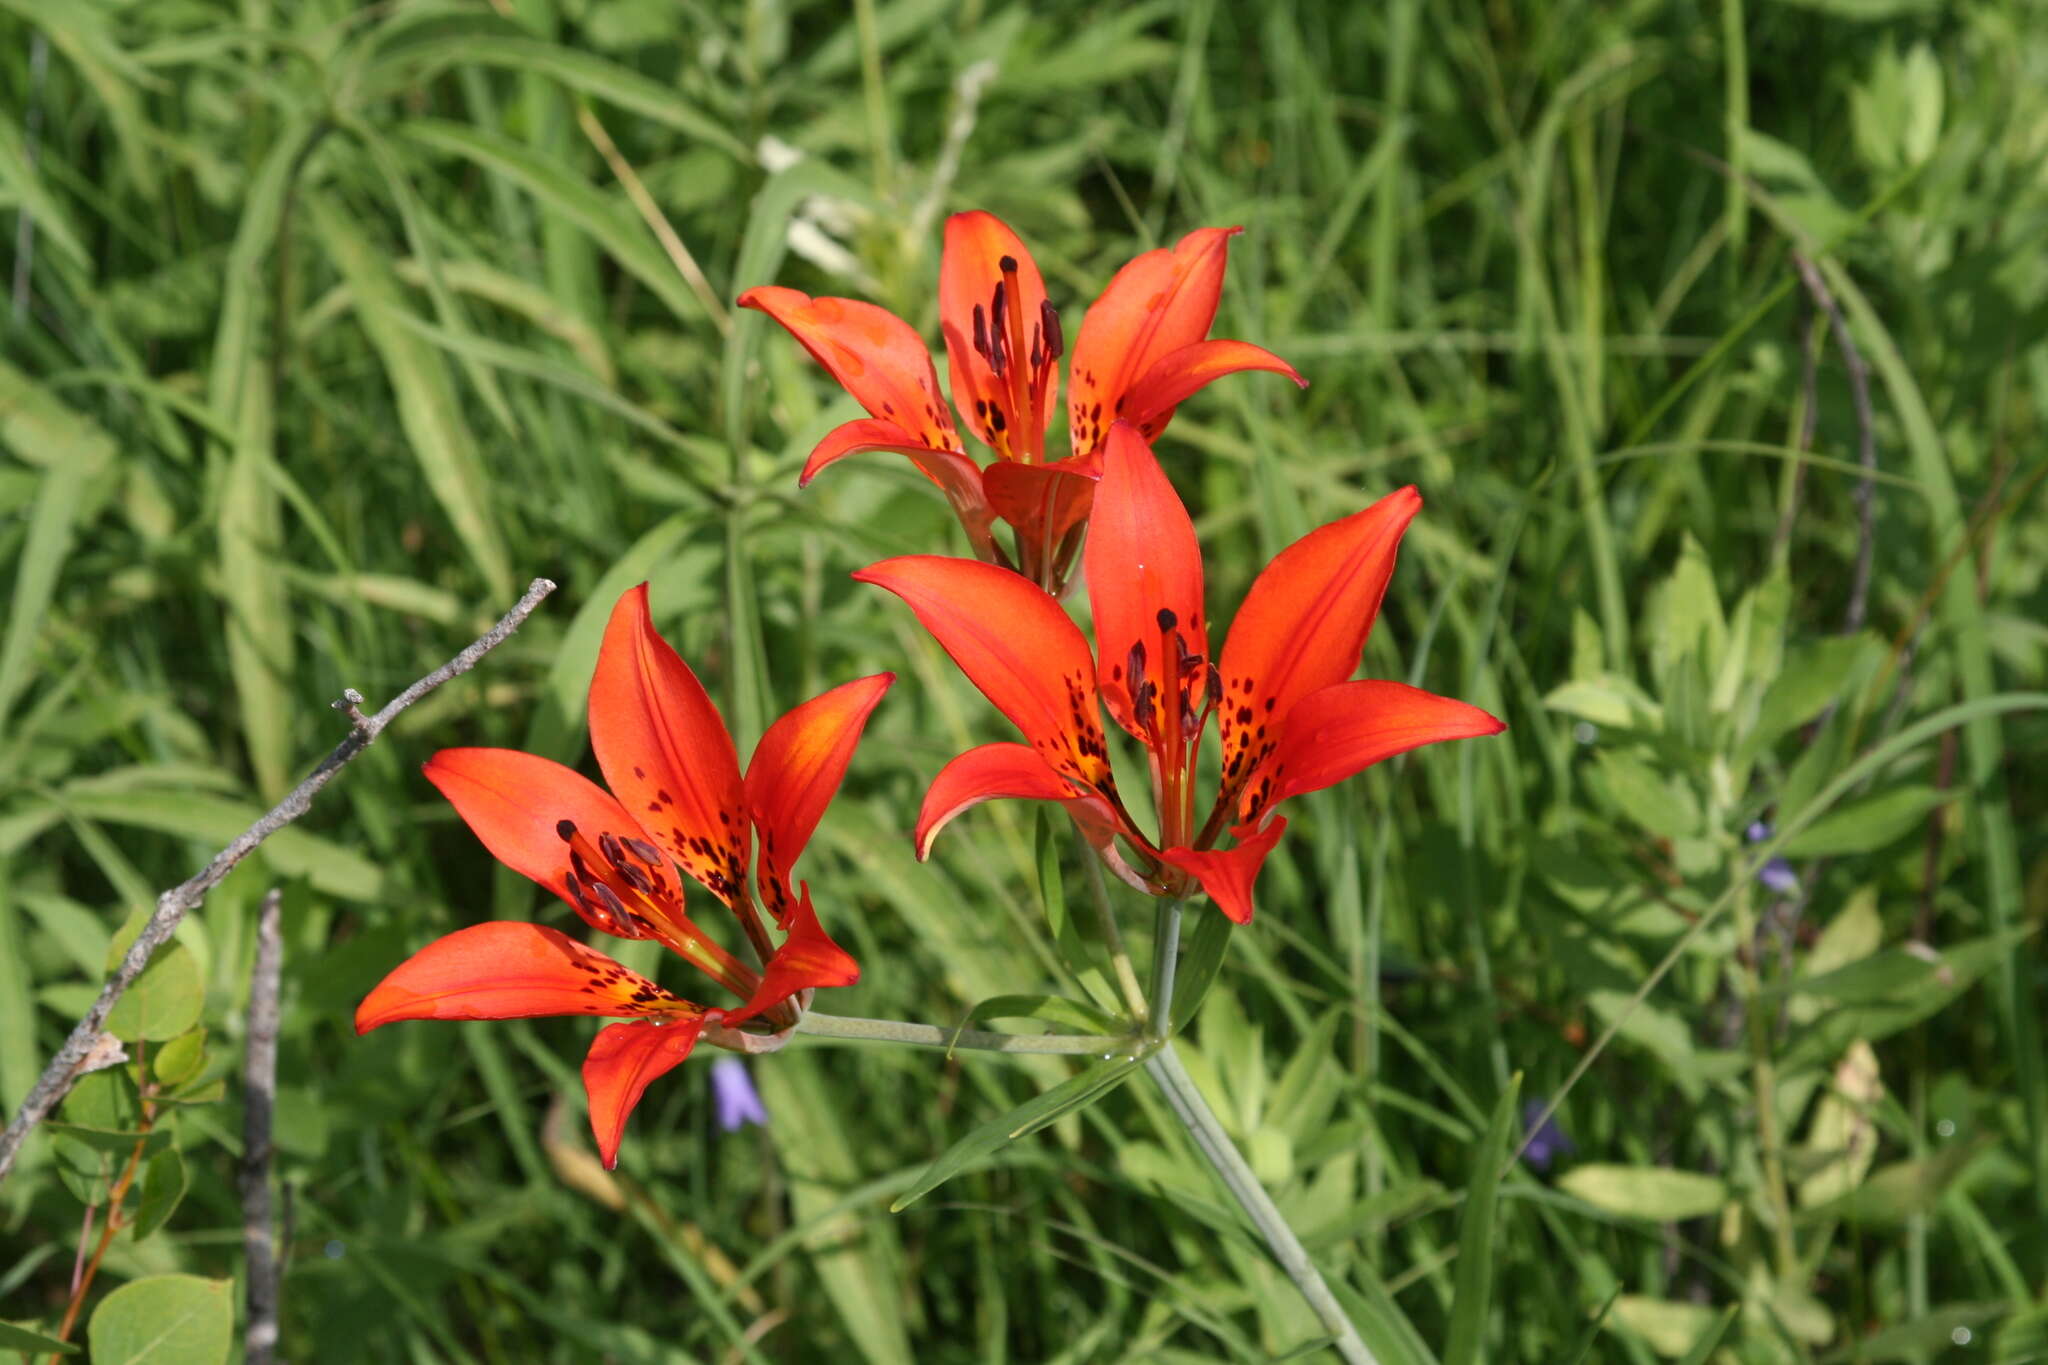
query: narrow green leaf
[
  {"left": 892, "top": 1059, "right": 1141, "bottom": 1211},
  {"left": 1444, "top": 1074, "right": 1520, "bottom": 1365},
  {"left": 313, "top": 198, "right": 514, "bottom": 599}
]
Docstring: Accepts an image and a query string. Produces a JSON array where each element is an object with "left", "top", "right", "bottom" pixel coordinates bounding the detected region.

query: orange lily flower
[
  {"left": 356, "top": 585, "right": 890, "bottom": 1166},
  {"left": 738, "top": 212, "right": 1304, "bottom": 593},
  {"left": 855, "top": 424, "right": 1504, "bottom": 924}
]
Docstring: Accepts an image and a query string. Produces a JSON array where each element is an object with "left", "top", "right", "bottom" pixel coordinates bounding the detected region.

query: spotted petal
[
  {"left": 1068, "top": 227, "right": 1238, "bottom": 454},
  {"left": 1117, "top": 339, "right": 1305, "bottom": 442},
  {"left": 738, "top": 286, "right": 960, "bottom": 453},
  {"left": 723, "top": 885, "right": 859, "bottom": 1027},
  {"left": 589, "top": 585, "right": 750, "bottom": 907},
  {"left": 1216, "top": 486, "right": 1421, "bottom": 810},
  {"left": 940, "top": 211, "right": 1055, "bottom": 458},
  {"left": 421, "top": 748, "right": 650, "bottom": 913},
  {"left": 854, "top": 555, "right": 1113, "bottom": 790},
  {"left": 746, "top": 673, "right": 894, "bottom": 924},
  {"left": 1085, "top": 424, "right": 1208, "bottom": 741},
  {"left": 355, "top": 922, "right": 694, "bottom": 1033},
  {"left": 1245, "top": 679, "right": 1506, "bottom": 817},
  {"left": 583, "top": 1017, "right": 710, "bottom": 1168},
  {"left": 799, "top": 417, "right": 996, "bottom": 555}
]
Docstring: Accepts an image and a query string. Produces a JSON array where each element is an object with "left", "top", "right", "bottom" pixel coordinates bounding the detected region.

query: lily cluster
[{"left": 360, "top": 211, "right": 1505, "bottom": 1166}]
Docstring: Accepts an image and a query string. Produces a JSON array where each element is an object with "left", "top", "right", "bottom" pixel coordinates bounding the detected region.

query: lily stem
[
  {"left": 1083, "top": 855, "right": 1151, "bottom": 1027},
  {"left": 1145, "top": 1041, "right": 1378, "bottom": 1365},
  {"left": 1147, "top": 899, "right": 1183, "bottom": 1041},
  {"left": 796, "top": 1011, "right": 1129, "bottom": 1056}
]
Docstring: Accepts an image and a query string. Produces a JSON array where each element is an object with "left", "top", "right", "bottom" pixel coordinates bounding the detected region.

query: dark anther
[
  {"left": 990, "top": 281, "right": 1008, "bottom": 349},
  {"left": 613, "top": 860, "right": 655, "bottom": 896},
  {"left": 1133, "top": 680, "right": 1158, "bottom": 732},
  {"left": 598, "top": 831, "right": 625, "bottom": 867},
  {"left": 1156, "top": 607, "right": 1178, "bottom": 631},
  {"left": 555, "top": 819, "right": 577, "bottom": 841},
  {"left": 1040, "top": 300, "right": 1063, "bottom": 359},
  {"left": 1030, "top": 330, "right": 1041, "bottom": 371},
  {"left": 972, "top": 303, "right": 989, "bottom": 360},
  {"left": 998, "top": 253, "right": 1019, "bottom": 273},
  {"left": 1206, "top": 665, "right": 1224, "bottom": 708},
  {"left": 623, "top": 836, "right": 662, "bottom": 865},
  {"left": 1126, "top": 639, "right": 1147, "bottom": 685},
  {"left": 589, "top": 881, "right": 629, "bottom": 922}
]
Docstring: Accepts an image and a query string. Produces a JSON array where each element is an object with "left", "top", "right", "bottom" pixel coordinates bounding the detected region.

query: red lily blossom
[
  {"left": 738, "top": 212, "right": 1304, "bottom": 593},
  {"left": 855, "top": 424, "right": 1504, "bottom": 925},
  {"left": 357, "top": 585, "right": 889, "bottom": 1166}
]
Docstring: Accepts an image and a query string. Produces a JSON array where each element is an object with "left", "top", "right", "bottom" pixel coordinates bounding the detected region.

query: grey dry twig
[
  {"left": 242, "top": 888, "right": 285, "bottom": 1365},
  {"left": 0, "top": 577, "right": 558, "bottom": 1186}
]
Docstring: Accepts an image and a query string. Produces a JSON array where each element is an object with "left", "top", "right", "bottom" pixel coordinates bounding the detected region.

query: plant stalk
[
  {"left": 796, "top": 1011, "right": 1128, "bottom": 1056},
  {"left": 1148, "top": 899, "right": 1183, "bottom": 1041},
  {"left": 1145, "top": 1041, "right": 1378, "bottom": 1364}
]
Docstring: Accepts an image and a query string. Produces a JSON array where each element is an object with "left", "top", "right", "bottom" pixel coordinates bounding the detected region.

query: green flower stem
[
  {"left": 1145, "top": 1041, "right": 1378, "bottom": 1365},
  {"left": 1083, "top": 855, "right": 1151, "bottom": 1026},
  {"left": 795, "top": 1011, "right": 1129, "bottom": 1056},
  {"left": 1147, "top": 899, "right": 1183, "bottom": 1041}
]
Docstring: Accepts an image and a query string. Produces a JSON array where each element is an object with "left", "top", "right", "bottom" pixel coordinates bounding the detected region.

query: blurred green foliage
[{"left": 2, "top": 0, "right": 2045, "bottom": 1360}]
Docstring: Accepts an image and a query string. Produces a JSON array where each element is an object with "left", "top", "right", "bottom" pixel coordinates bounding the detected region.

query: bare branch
[
  {"left": 0, "top": 578, "right": 558, "bottom": 1185},
  {"left": 242, "top": 888, "right": 285, "bottom": 1365}
]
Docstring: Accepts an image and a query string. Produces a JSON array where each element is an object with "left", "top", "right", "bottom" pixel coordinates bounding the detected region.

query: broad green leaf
[
  {"left": 88, "top": 1275, "right": 233, "bottom": 1365},
  {"left": 105, "top": 943, "right": 204, "bottom": 1043},
  {"left": 131, "top": 1148, "right": 189, "bottom": 1239},
  {"left": 1818, "top": 1303, "right": 2006, "bottom": 1363},
  {"left": 1746, "top": 634, "right": 1878, "bottom": 752},
  {"left": 1779, "top": 786, "right": 1948, "bottom": 857},
  {"left": 1591, "top": 750, "right": 1700, "bottom": 839},
  {"left": 0, "top": 1321, "right": 77, "bottom": 1353},
  {"left": 1543, "top": 675, "right": 1663, "bottom": 732},
  {"left": 42, "top": 1123, "right": 171, "bottom": 1158},
  {"left": 153, "top": 1030, "right": 207, "bottom": 1088},
  {"left": 892, "top": 1058, "right": 1141, "bottom": 1210},
  {"left": 1803, "top": 1139, "right": 1983, "bottom": 1227},
  {"left": 1558, "top": 1164, "right": 1729, "bottom": 1221},
  {"left": 1444, "top": 1075, "right": 1520, "bottom": 1365},
  {"left": 1609, "top": 1296, "right": 1723, "bottom": 1359}
]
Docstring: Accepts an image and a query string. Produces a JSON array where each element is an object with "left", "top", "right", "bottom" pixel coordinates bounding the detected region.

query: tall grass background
[{"left": 2, "top": 0, "right": 2044, "bottom": 1360}]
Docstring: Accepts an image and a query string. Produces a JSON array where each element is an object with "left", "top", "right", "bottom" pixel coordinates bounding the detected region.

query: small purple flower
[
  {"left": 710, "top": 1057, "right": 768, "bottom": 1132},
  {"left": 1521, "top": 1099, "right": 1574, "bottom": 1172},
  {"left": 1747, "top": 822, "right": 1800, "bottom": 897}
]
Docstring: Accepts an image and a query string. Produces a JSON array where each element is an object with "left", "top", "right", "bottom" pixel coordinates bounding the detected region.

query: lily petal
[
  {"left": 915, "top": 741, "right": 1085, "bottom": 858},
  {"left": 589, "top": 585, "right": 750, "bottom": 908},
  {"left": 583, "top": 1017, "right": 710, "bottom": 1168},
  {"left": 854, "top": 555, "right": 1114, "bottom": 790},
  {"left": 980, "top": 448, "right": 1100, "bottom": 552},
  {"left": 940, "top": 211, "right": 1055, "bottom": 458},
  {"left": 422, "top": 748, "right": 649, "bottom": 911},
  {"left": 746, "top": 673, "right": 894, "bottom": 924},
  {"left": 1216, "top": 486, "right": 1421, "bottom": 804},
  {"left": 1118, "top": 339, "right": 1306, "bottom": 442},
  {"left": 355, "top": 922, "right": 692, "bottom": 1033},
  {"left": 1068, "top": 226, "right": 1238, "bottom": 455},
  {"left": 1085, "top": 424, "right": 1208, "bottom": 741},
  {"left": 1159, "top": 817, "right": 1288, "bottom": 925},
  {"left": 1245, "top": 680, "right": 1506, "bottom": 816},
  {"left": 737, "top": 286, "right": 959, "bottom": 454},
  {"left": 723, "top": 885, "right": 859, "bottom": 1026}
]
